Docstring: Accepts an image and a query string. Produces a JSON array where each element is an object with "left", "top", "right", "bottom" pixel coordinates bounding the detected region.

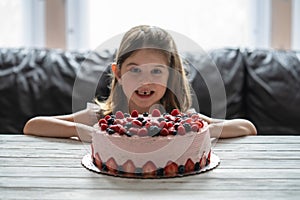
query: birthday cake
[{"left": 91, "top": 109, "right": 212, "bottom": 178}]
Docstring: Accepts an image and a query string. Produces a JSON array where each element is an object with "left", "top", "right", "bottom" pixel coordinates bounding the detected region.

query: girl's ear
[{"left": 111, "top": 63, "right": 122, "bottom": 84}]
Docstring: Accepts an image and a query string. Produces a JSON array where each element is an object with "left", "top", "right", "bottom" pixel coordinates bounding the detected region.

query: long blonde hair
[{"left": 97, "top": 25, "right": 192, "bottom": 116}]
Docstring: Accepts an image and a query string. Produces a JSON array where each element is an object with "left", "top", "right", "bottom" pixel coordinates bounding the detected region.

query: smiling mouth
[{"left": 135, "top": 90, "right": 154, "bottom": 96}]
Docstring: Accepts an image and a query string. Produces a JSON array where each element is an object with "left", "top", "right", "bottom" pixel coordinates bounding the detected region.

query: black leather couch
[{"left": 1, "top": 47, "right": 299, "bottom": 135}]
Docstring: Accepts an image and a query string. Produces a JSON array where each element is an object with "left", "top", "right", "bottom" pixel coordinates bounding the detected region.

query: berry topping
[
  {"left": 184, "top": 158, "right": 195, "bottom": 173},
  {"left": 151, "top": 109, "right": 161, "bottom": 117},
  {"left": 115, "top": 111, "right": 125, "bottom": 119},
  {"left": 171, "top": 109, "right": 180, "bottom": 116},
  {"left": 142, "top": 161, "right": 157, "bottom": 177},
  {"left": 94, "top": 153, "right": 102, "bottom": 170},
  {"left": 177, "top": 125, "right": 186, "bottom": 135},
  {"left": 122, "top": 160, "right": 136, "bottom": 174},
  {"left": 131, "top": 110, "right": 139, "bottom": 117},
  {"left": 164, "top": 161, "right": 178, "bottom": 176},
  {"left": 106, "top": 157, "right": 118, "bottom": 174},
  {"left": 97, "top": 109, "right": 206, "bottom": 138},
  {"left": 160, "top": 128, "right": 169, "bottom": 136},
  {"left": 137, "top": 127, "right": 148, "bottom": 137}
]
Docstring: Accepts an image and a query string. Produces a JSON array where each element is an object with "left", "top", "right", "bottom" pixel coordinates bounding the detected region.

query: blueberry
[
  {"left": 149, "top": 126, "right": 160, "bottom": 137},
  {"left": 125, "top": 131, "right": 133, "bottom": 137},
  {"left": 107, "top": 118, "right": 115, "bottom": 125},
  {"left": 183, "top": 123, "right": 192, "bottom": 132},
  {"left": 110, "top": 114, "right": 116, "bottom": 119},
  {"left": 117, "top": 165, "right": 125, "bottom": 175},
  {"left": 157, "top": 117, "right": 165, "bottom": 122},
  {"left": 156, "top": 167, "right": 164, "bottom": 177},
  {"left": 194, "top": 162, "right": 200, "bottom": 171},
  {"left": 102, "top": 163, "right": 108, "bottom": 172},
  {"left": 178, "top": 165, "right": 185, "bottom": 174},
  {"left": 135, "top": 168, "right": 143, "bottom": 176},
  {"left": 124, "top": 113, "right": 130, "bottom": 118}
]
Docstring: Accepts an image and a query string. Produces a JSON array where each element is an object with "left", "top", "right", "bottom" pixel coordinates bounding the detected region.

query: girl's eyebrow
[{"left": 126, "top": 63, "right": 167, "bottom": 68}]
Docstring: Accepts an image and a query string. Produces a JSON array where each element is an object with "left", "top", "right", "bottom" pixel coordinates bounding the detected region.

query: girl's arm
[
  {"left": 23, "top": 109, "right": 96, "bottom": 142},
  {"left": 198, "top": 113, "right": 257, "bottom": 138}
]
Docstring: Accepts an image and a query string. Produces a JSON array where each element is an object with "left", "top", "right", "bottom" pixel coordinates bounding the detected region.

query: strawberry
[
  {"left": 115, "top": 111, "right": 125, "bottom": 119},
  {"left": 159, "top": 121, "right": 167, "bottom": 129},
  {"left": 151, "top": 109, "right": 161, "bottom": 117},
  {"left": 131, "top": 110, "right": 139, "bottom": 117},
  {"left": 164, "top": 161, "right": 178, "bottom": 176},
  {"left": 170, "top": 109, "right": 180, "bottom": 116},
  {"left": 144, "top": 121, "right": 152, "bottom": 129},
  {"left": 207, "top": 150, "right": 211, "bottom": 163},
  {"left": 122, "top": 160, "right": 136, "bottom": 175},
  {"left": 142, "top": 161, "right": 157, "bottom": 177},
  {"left": 177, "top": 125, "right": 186, "bottom": 135},
  {"left": 184, "top": 158, "right": 195, "bottom": 173},
  {"left": 118, "top": 127, "right": 127, "bottom": 135},
  {"left": 132, "top": 119, "right": 142, "bottom": 127},
  {"left": 94, "top": 152, "right": 102, "bottom": 170},
  {"left": 137, "top": 127, "right": 148, "bottom": 137},
  {"left": 191, "top": 124, "right": 199, "bottom": 132},
  {"left": 200, "top": 153, "right": 207, "bottom": 169},
  {"left": 106, "top": 157, "right": 118, "bottom": 174},
  {"left": 110, "top": 124, "right": 121, "bottom": 132},
  {"left": 91, "top": 144, "right": 94, "bottom": 159},
  {"left": 193, "top": 121, "right": 203, "bottom": 128}
]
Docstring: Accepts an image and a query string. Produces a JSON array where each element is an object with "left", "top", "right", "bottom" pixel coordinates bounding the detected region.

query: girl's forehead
[{"left": 124, "top": 49, "right": 169, "bottom": 65}]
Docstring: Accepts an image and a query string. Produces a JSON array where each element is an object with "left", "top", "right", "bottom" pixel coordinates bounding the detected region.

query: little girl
[{"left": 23, "top": 25, "right": 257, "bottom": 142}]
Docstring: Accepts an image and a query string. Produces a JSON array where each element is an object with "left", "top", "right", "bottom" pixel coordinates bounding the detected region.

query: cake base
[{"left": 81, "top": 153, "right": 220, "bottom": 179}]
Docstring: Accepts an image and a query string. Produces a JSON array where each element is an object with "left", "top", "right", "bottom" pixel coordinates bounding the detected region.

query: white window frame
[
  {"left": 250, "top": 0, "right": 271, "bottom": 49},
  {"left": 66, "top": 0, "right": 272, "bottom": 50},
  {"left": 66, "top": 0, "right": 89, "bottom": 50},
  {"left": 292, "top": 0, "right": 300, "bottom": 50},
  {"left": 22, "top": 0, "right": 45, "bottom": 48}
]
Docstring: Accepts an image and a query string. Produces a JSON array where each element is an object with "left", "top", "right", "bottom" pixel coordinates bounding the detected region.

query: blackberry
[
  {"left": 137, "top": 117, "right": 144, "bottom": 122},
  {"left": 142, "top": 112, "right": 149, "bottom": 117},
  {"left": 106, "top": 128, "right": 115, "bottom": 135}
]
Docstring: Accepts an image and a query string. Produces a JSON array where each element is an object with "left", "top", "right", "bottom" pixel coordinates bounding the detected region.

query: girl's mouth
[{"left": 135, "top": 90, "right": 154, "bottom": 97}]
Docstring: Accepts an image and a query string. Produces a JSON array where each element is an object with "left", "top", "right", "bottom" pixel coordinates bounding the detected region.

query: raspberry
[
  {"left": 170, "top": 109, "right": 180, "bottom": 116},
  {"left": 131, "top": 110, "right": 139, "bottom": 117},
  {"left": 151, "top": 109, "right": 161, "bottom": 117},
  {"left": 177, "top": 125, "right": 186, "bottom": 135},
  {"left": 115, "top": 111, "right": 125, "bottom": 119},
  {"left": 137, "top": 127, "right": 148, "bottom": 137}
]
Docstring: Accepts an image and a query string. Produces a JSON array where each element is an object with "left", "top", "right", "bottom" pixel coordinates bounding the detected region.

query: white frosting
[{"left": 92, "top": 122, "right": 211, "bottom": 168}]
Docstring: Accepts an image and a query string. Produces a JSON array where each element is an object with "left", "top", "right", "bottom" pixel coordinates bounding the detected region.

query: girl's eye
[
  {"left": 129, "top": 67, "right": 141, "bottom": 73},
  {"left": 151, "top": 68, "right": 163, "bottom": 75}
]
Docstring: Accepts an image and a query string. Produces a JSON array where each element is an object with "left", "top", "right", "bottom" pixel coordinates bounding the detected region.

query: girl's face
[{"left": 116, "top": 49, "right": 169, "bottom": 113}]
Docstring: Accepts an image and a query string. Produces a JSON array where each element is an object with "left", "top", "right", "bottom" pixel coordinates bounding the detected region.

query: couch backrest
[{"left": 0, "top": 47, "right": 299, "bottom": 135}]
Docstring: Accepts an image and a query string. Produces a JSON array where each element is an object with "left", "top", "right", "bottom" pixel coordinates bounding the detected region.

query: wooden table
[{"left": 1, "top": 135, "right": 300, "bottom": 200}]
